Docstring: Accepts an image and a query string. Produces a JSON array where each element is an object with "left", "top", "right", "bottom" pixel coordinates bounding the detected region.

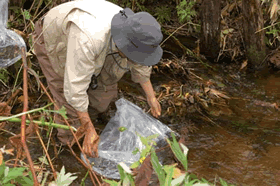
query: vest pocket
[{"left": 56, "top": 42, "right": 67, "bottom": 70}]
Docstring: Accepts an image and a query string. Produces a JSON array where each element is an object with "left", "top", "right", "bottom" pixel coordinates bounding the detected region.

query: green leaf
[
  {"left": 146, "top": 134, "right": 159, "bottom": 141},
  {"left": 46, "top": 106, "right": 68, "bottom": 119},
  {"left": 57, "top": 106, "right": 68, "bottom": 119},
  {"left": 2, "top": 183, "right": 14, "bottom": 186},
  {"left": 164, "top": 166, "right": 174, "bottom": 186},
  {"left": 187, "top": 173, "right": 198, "bottom": 180},
  {"left": 192, "top": 183, "right": 210, "bottom": 186},
  {"left": 139, "top": 135, "right": 149, "bottom": 146},
  {"left": 185, "top": 180, "right": 200, "bottom": 186},
  {"left": 117, "top": 165, "right": 125, "bottom": 180},
  {"left": 167, "top": 133, "right": 188, "bottom": 170},
  {"left": 122, "top": 176, "right": 130, "bottom": 186},
  {"left": 15, "top": 176, "right": 33, "bottom": 186},
  {"left": 130, "top": 161, "right": 140, "bottom": 169},
  {"left": 151, "top": 148, "right": 166, "bottom": 185},
  {"left": 118, "top": 162, "right": 132, "bottom": 174},
  {"left": 4, "top": 166, "right": 9, "bottom": 177},
  {"left": 118, "top": 127, "right": 127, "bottom": 132},
  {"left": 140, "top": 145, "right": 151, "bottom": 158},
  {"left": 219, "top": 178, "right": 228, "bottom": 186},
  {"left": 132, "top": 148, "right": 139, "bottom": 155},
  {"left": 127, "top": 174, "right": 135, "bottom": 186},
  {"left": 38, "top": 156, "right": 49, "bottom": 165},
  {"left": 22, "top": 10, "right": 31, "bottom": 20},
  {"left": 103, "top": 179, "right": 120, "bottom": 186},
  {"left": 163, "top": 164, "right": 176, "bottom": 174},
  {"left": 55, "top": 166, "right": 77, "bottom": 186},
  {"left": 0, "top": 161, "right": 6, "bottom": 181},
  {"left": 2, "top": 167, "right": 26, "bottom": 184},
  {"left": 222, "top": 28, "right": 234, "bottom": 35}
]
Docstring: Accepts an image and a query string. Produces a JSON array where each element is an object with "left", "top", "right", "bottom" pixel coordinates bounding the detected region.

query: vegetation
[
  {"left": 0, "top": 161, "right": 33, "bottom": 186},
  {"left": 104, "top": 133, "right": 234, "bottom": 186},
  {"left": 1, "top": 0, "right": 280, "bottom": 185}
]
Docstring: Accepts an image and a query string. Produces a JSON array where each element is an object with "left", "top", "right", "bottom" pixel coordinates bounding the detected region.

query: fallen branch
[
  {"left": 20, "top": 47, "right": 39, "bottom": 185},
  {"left": 0, "top": 116, "right": 77, "bottom": 131}
]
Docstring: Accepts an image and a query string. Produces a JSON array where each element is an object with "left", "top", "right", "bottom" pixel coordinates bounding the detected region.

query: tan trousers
[{"left": 32, "top": 18, "right": 118, "bottom": 144}]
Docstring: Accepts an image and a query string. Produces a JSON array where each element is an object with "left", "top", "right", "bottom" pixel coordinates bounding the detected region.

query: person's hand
[
  {"left": 76, "top": 111, "right": 99, "bottom": 157},
  {"left": 147, "top": 97, "right": 161, "bottom": 118},
  {"left": 83, "top": 126, "right": 99, "bottom": 157}
]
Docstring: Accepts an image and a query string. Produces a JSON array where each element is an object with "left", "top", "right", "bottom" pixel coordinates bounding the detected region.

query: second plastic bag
[
  {"left": 81, "top": 98, "right": 176, "bottom": 179},
  {"left": 0, "top": 0, "right": 26, "bottom": 68}
]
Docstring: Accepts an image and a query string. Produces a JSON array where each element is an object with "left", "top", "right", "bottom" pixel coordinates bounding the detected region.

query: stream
[{"left": 1, "top": 61, "right": 280, "bottom": 186}]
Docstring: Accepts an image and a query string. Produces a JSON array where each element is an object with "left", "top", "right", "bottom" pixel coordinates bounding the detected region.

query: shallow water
[{"left": 1, "top": 64, "right": 280, "bottom": 185}]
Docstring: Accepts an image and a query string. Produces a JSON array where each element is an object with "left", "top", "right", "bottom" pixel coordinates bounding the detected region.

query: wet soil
[{"left": 1, "top": 60, "right": 280, "bottom": 186}]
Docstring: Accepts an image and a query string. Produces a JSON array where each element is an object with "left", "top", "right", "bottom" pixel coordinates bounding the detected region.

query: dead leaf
[
  {"left": 12, "top": 29, "right": 28, "bottom": 39},
  {"left": 254, "top": 100, "right": 279, "bottom": 110},
  {"left": 173, "top": 167, "right": 184, "bottom": 179},
  {"left": 9, "top": 121, "right": 37, "bottom": 159},
  {"left": 270, "top": 0, "right": 280, "bottom": 22},
  {"left": 240, "top": 60, "right": 248, "bottom": 70},
  {"left": 161, "top": 85, "right": 171, "bottom": 95},
  {"left": 204, "top": 88, "right": 230, "bottom": 99},
  {"left": 221, "top": 3, "right": 230, "bottom": 17},
  {"left": 175, "top": 101, "right": 182, "bottom": 106},
  {"left": 18, "top": 96, "right": 24, "bottom": 103},
  {"left": 0, "top": 102, "right": 11, "bottom": 116},
  {"left": 269, "top": 50, "right": 280, "bottom": 68},
  {"left": 4, "top": 148, "right": 14, "bottom": 156},
  {"left": 9, "top": 136, "right": 24, "bottom": 158},
  {"left": 134, "top": 155, "right": 153, "bottom": 186},
  {"left": 188, "top": 96, "right": 195, "bottom": 104},
  {"left": 0, "top": 146, "right": 14, "bottom": 165}
]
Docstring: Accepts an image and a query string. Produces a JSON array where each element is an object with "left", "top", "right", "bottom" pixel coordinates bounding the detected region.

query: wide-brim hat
[{"left": 111, "top": 8, "right": 163, "bottom": 66}]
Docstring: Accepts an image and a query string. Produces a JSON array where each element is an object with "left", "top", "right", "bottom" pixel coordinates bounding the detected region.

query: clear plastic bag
[
  {"left": 81, "top": 98, "right": 176, "bottom": 179},
  {"left": 0, "top": 0, "right": 26, "bottom": 68}
]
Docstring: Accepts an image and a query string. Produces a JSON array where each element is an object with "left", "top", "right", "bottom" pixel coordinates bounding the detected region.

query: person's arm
[
  {"left": 64, "top": 23, "right": 100, "bottom": 157},
  {"left": 129, "top": 61, "right": 161, "bottom": 118},
  {"left": 140, "top": 80, "right": 161, "bottom": 118}
]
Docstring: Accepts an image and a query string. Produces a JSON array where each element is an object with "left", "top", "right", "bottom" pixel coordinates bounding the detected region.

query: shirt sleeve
[
  {"left": 64, "top": 23, "right": 96, "bottom": 113},
  {"left": 128, "top": 61, "right": 152, "bottom": 84}
]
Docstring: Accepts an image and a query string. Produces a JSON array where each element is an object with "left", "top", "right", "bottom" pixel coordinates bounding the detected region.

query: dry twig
[{"left": 20, "top": 47, "right": 39, "bottom": 185}]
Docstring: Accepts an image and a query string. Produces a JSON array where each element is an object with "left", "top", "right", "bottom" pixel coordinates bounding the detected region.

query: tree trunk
[
  {"left": 242, "top": 0, "right": 266, "bottom": 70},
  {"left": 200, "top": 0, "right": 222, "bottom": 61}
]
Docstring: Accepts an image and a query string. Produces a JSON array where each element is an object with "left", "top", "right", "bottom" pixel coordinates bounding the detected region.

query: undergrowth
[{"left": 104, "top": 133, "right": 235, "bottom": 186}]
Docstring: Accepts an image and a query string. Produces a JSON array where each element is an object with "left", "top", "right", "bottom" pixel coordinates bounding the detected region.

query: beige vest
[{"left": 42, "top": 0, "right": 123, "bottom": 77}]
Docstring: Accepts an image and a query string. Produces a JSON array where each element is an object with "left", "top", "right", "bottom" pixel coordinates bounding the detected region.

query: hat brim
[{"left": 111, "top": 8, "right": 163, "bottom": 66}]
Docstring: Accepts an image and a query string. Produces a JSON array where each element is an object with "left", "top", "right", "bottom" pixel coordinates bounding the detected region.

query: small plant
[
  {"left": 48, "top": 166, "right": 78, "bottom": 186},
  {"left": 176, "top": 0, "right": 197, "bottom": 24},
  {"left": 0, "top": 68, "right": 9, "bottom": 85},
  {"left": 0, "top": 161, "right": 34, "bottom": 186},
  {"left": 154, "top": 5, "right": 172, "bottom": 24}
]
